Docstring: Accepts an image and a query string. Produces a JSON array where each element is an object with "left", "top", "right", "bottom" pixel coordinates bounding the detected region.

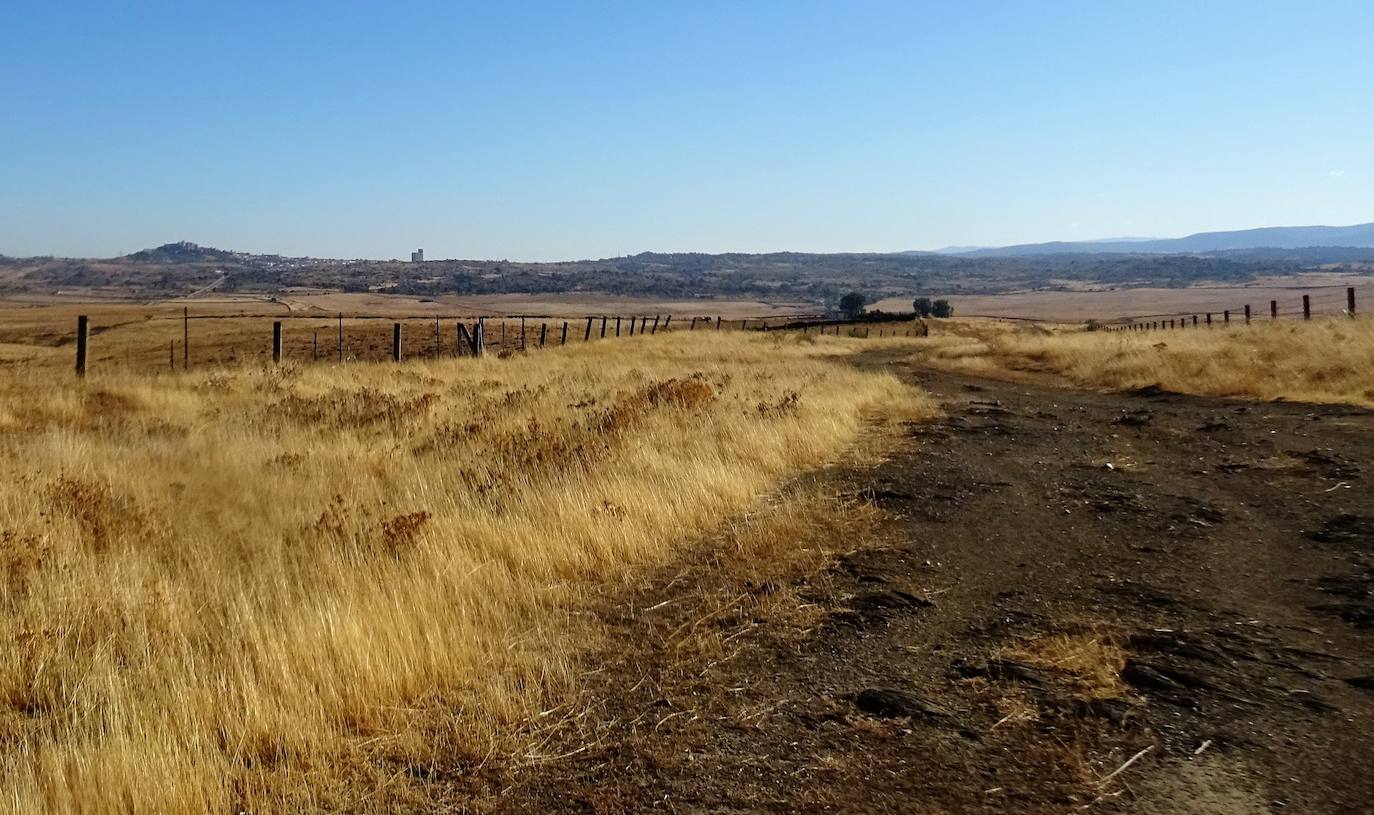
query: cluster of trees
[
  {"left": 837, "top": 292, "right": 954, "bottom": 319},
  {"left": 912, "top": 297, "right": 954, "bottom": 318}
]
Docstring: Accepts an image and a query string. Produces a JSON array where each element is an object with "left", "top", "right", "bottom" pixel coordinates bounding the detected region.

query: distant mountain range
[{"left": 935, "top": 222, "right": 1374, "bottom": 257}]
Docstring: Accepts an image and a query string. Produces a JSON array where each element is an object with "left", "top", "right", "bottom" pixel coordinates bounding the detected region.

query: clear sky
[{"left": 2, "top": 1, "right": 1371, "bottom": 260}]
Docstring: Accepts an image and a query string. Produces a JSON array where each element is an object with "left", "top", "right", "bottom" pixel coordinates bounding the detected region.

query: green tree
[
  {"left": 912, "top": 297, "right": 933, "bottom": 317},
  {"left": 839, "top": 291, "right": 867, "bottom": 318},
  {"left": 931, "top": 299, "right": 954, "bottom": 318}
]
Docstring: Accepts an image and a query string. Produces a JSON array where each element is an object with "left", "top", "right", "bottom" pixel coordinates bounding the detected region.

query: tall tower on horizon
[{"left": 411, "top": 248, "right": 424, "bottom": 263}]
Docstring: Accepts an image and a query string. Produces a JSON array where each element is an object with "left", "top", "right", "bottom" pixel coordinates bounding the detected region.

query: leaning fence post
[
  {"left": 584, "top": 317, "right": 594, "bottom": 341},
  {"left": 629, "top": 317, "right": 636, "bottom": 337},
  {"left": 651, "top": 315, "right": 660, "bottom": 335},
  {"left": 273, "top": 321, "right": 283, "bottom": 363},
  {"left": 1303, "top": 294, "right": 1311, "bottom": 320},
  {"left": 663, "top": 314, "right": 672, "bottom": 331},
  {"left": 690, "top": 316, "right": 697, "bottom": 331},
  {"left": 392, "top": 323, "right": 402, "bottom": 362},
  {"left": 561, "top": 321, "right": 569, "bottom": 344},
  {"left": 1349, "top": 287, "right": 1357, "bottom": 317},
  {"left": 600, "top": 316, "right": 607, "bottom": 338}
]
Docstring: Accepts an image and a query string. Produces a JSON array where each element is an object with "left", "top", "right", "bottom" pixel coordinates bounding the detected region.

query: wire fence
[
  {"left": 60, "top": 310, "right": 879, "bottom": 377},
  {"left": 1102, "top": 286, "right": 1359, "bottom": 333}
]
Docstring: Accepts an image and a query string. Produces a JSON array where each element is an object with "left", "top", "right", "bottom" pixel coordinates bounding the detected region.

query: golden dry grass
[
  {"left": 0, "top": 330, "right": 931, "bottom": 813},
  {"left": 911, "top": 317, "right": 1374, "bottom": 408},
  {"left": 1001, "top": 630, "right": 1129, "bottom": 702}
]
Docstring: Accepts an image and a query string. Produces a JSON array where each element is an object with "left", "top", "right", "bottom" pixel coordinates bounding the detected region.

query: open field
[
  {"left": 905, "top": 315, "right": 1374, "bottom": 408},
  {"left": 4, "top": 287, "right": 1373, "bottom": 813},
  {"left": 0, "top": 331, "right": 929, "bottom": 813},
  {"left": 873, "top": 272, "right": 1374, "bottom": 321}
]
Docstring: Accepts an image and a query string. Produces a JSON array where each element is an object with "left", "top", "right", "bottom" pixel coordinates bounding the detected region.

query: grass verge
[
  {"left": 910, "top": 317, "right": 1374, "bottom": 408},
  {"left": 0, "top": 330, "right": 931, "bottom": 813}
]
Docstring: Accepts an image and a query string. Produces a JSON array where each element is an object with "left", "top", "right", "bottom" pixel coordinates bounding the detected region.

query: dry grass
[
  {"left": 0, "top": 330, "right": 932, "bottom": 813},
  {"left": 1001, "top": 630, "right": 1129, "bottom": 702},
  {"left": 911, "top": 317, "right": 1374, "bottom": 408}
]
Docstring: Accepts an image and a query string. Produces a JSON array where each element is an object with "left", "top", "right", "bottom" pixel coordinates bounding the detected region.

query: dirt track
[{"left": 482, "top": 351, "right": 1374, "bottom": 813}]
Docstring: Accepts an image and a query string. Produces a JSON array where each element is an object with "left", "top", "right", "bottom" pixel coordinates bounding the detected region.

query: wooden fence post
[
  {"left": 183, "top": 307, "right": 189, "bottom": 369},
  {"left": 1303, "top": 294, "right": 1311, "bottom": 320},
  {"left": 616, "top": 316, "right": 622, "bottom": 337},
  {"left": 1223, "top": 310, "right": 1230, "bottom": 325},
  {"left": 1270, "top": 300, "right": 1278, "bottom": 319},
  {"left": 75, "top": 315, "right": 89, "bottom": 377},
  {"left": 651, "top": 315, "right": 660, "bottom": 334},
  {"left": 629, "top": 317, "right": 636, "bottom": 336},
  {"left": 475, "top": 320, "right": 485, "bottom": 357},
  {"left": 273, "top": 321, "right": 283, "bottom": 363},
  {"left": 1349, "top": 287, "right": 1357, "bottom": 316},
  {"left": 561, "top": 321, "right": 569, "bottom": 344},
  {"left": 663, "top": 314, "right": 672, "bottom": 331},
  {"left": 392, "top": 323, "right": 402, "bottom": 362},
  {"left": 170, "top": 340, "right": 175, "bottom": 369},
  {"left": 337, "top": 314, "right": 344, "bottom": 362},
  {"left": 584, "top": 317, "right": 594, "bottom": 341},
  {"left": 539, "top": 322, "right": 547, "bottom": 347},
  {"left": 313, "top": 331, "right": 318, "bottom": 360},
  {"left": 740, "top": 319, "right": 747, "bottom": 331},
  {"left": 434, "top": 317, "right": 441, "bottom": 358},
  {"left": 690, "top": 317, "right": 697, "bottom": 330},
  {"left": 600, "top": 316, "right": 607, "bottom": 338},
  {"left": 1244, "top": 304, "right": 1251, "bottom": 324},
  {"left": 716, "top": 316, "right": 722, "bottom": 330}
]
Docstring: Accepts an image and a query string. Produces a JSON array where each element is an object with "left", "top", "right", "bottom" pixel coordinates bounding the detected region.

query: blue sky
[{"left": 2, "top": 1, "right": 1371, "bottom": 260}]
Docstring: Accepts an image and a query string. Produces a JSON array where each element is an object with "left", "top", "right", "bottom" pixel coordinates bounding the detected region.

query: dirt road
[{"left": 484, "top": 351, "right": 1374, "bottom": 813}]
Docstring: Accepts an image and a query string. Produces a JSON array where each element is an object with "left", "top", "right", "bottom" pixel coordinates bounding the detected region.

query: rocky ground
[{"left": 480, "top": 351, "right": 1374, "bottom": 813}]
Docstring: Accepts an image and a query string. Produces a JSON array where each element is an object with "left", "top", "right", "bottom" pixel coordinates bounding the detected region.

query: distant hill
[
  {"left": 946, "top": 222, "right": 1374, "bottom": 256},
  {"left": 122, "top": 241, "right": 244, "bottom": 263}
]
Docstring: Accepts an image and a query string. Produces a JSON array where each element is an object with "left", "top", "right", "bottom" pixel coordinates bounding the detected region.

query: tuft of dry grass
[
  {"left": 1000, "top": 630, "right": 1129, "bottom": 702},
  {"left": 0, "top": 330, "right": 932, "bottom": 813},
  {"left": 910, "top": 317, "right": 1374, "bottom": 408}
]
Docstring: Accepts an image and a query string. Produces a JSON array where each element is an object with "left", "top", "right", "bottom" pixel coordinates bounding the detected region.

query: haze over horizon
[{"left": 3, "top": 1, "right": 1372, "bottom": 261}]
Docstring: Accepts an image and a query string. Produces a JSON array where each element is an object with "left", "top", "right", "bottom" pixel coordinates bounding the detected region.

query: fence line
[
  {"left": 1103, "top": 286, "right": 1359, "bottom": 333},
  {"left": 61, "top": 309, "right": 899, "bottom": 376}
]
